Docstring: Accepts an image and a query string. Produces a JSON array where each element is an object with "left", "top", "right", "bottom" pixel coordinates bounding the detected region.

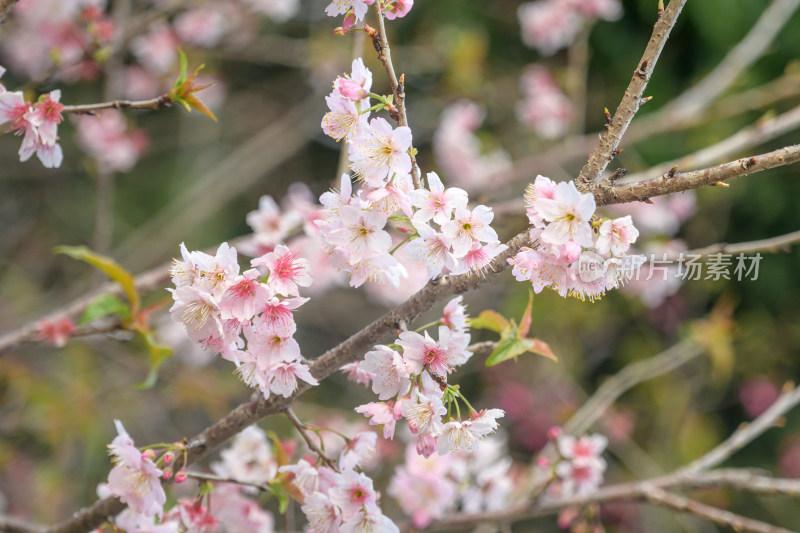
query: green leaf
[
  {"left": 484, "top": 336, "right": 557, "bottom": 367},
  {"left": 517, "top": 290, "right": 534, "bottom": 339},
  {"left": 79, "top": 294, "right": 129, "bottom": 325},
  {"left": 54, "top": 245, "right": 139, "bottom": 314},
  {"left": 132, "top": 325, "right": 173, "bottom": 390},
  {"left": 469, "top": 310, "right": 510, "bottom": 334},
  {"left": 484, "top": 336, "right": 530, "bottom": 367},
  {"left": 174, "top": 49, "right": 188, "bottom": 88},
  {"left": 269, "top": 480, "right": 290, "bottom": 514}
]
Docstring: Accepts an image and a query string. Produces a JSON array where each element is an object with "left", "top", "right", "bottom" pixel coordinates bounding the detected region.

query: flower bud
[
  {"left": 141, "top": 450, "right": 155, "bottom": 461},
  {"left": 338, "top": 79, "right": 367, "bottom": 101},
  {"left": 175, "top": 469, "right": 187, "bottom": 483},
  {"left": 536, "top": 456, "right": 550, "bottom": 468},
  {"left": 560, "top": 241, "right": 582, "bottom": 264},
  {"left": 547, "top": 426, "right": 562, "bottom": 441}
]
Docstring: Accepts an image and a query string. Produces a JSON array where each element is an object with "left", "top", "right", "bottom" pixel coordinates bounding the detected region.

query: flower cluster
[
  {"left": 348, "top": 297, "right": 505, "bottom": 458},
  {"left": 389, "top": 437, "right": 517, "bottom": 528},
  {"left": 0, "top": 69, "right": 64, "bottom": 168},
  {"left": 516, "top": 65, "right": 574, "bottom": 139},
  {"left": 510, "top": 175, "right": 643, "bottom": 301},
  {"left": 278, "top": 428, "right": 399, "bottom": 532},
  {"left": 544, "top": 430, "right": 609, "bottom": 498},
  {"left": 74, "top": 110, "right": 149, "bottom": 173},
  {"left": 518, "top": 0, "right": 622, "bottom": 55},
  {"left": 324, "top": 0, "right": 413, "bottom": 26},
  {"left": 433, "top": 100, "right": 511, "bottom": 191},
  {"left": 169, "top": 242, "right": 317, "bottom": 400}
]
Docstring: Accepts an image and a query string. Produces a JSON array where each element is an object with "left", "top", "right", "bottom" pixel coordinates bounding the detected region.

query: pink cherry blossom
[
  {"left": 253, "top": 295, "right": 305, "bottom": 337},
  {"left": 360, "top": 345, "right": 412, "bottom": 400},
  {"left": 74, "top": 110, "right": 149, "bottom": 172},
  {"left": 322, "top": 93, "right": 366, "bottom": 141},
  {"left": 534, "top": 181, "right": 596, "bottom": 248},
  {"left": 301, "top": 492, "right": 341, "bottom": 533},
  {"left": 341, "top": 361, "right": 375, "bottom": 386},
  {"left": 440, "top": 296, "right": 468, "bottom": 332},
  {"left": 355, "top": 401, "right": 399, "bottom": 439},
  {"left": 408, "top": 172, "right": 468, "bottom": 225},
  {"left": 516, "top": 65, "right": 573, "bottom": 138},
  {"left": 325, "top": 0, "right": 373, "bottom": 22},
  {"left": 329, "top": 470, "right": 377, "bottom": 521},
  {"left": 107, "top": 420, "right": 166, "bottom": 517},
  {"left": 279, "top": 459, "right": 320, "bottom": 496},
  {"left": 402, "top": 392, "right": 446, "bottom": 436},
  {"left": 441, "top": 205, "right": 498, "bottom": 257},
  {"left": 269, "top": 360, "right": 318, "bottom": 397},
  {"left": 340, "top": 504, "right": 399, "bottom": 533},
  {"left": 596, "top": 215, "right": 639, "bottom": 256},
  {"left": 349, "top": 117, "right": 412, "bottom": 186},
  {"left": 383, "top": 0, "right": 413, "bottom": 19},
  {"left": 219, "top": 268, "right": 273, "bottom": 322},
  {"left": 451, "top": 241, "right": 508, "bottom": 275},
  {"left": 326, "top": 205, "right": 392, "bottom": 264},
  {"left": 518, "top": 0, "right": 582, "bottom": 55},
  {"left": 212, "top": 425, "right": 277, "bottom": 486},
  {"left": 406, "top": 222, "right": 458, "bottom": 278},
  {"left": 339, "top": 431, "right": 377, "bottom": 471},
  {"left": 252, "top": 244, "right": 313, "bottom": 296},
  {"left": 169, "top": 286, "right": 223, "bottom": 343}
]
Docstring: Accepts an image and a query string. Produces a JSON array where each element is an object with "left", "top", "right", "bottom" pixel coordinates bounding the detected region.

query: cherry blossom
[
  {"left": 360, "top": 345, "right": 412, "bottom": 400},
  {"left": 408, "top": 172, "right": 468, "bottom": 225},
  {"left": 596, "top": 215, "right": 639, "bottom": 256},
  {"left": 349, "top": 117, "right": 412, "bottom": 186},
  {"left": 107, "top": 420, "right": 166, "bottom": 518},
  {"left": 252, "top": 245, "right": 313, "bottom": 296}
]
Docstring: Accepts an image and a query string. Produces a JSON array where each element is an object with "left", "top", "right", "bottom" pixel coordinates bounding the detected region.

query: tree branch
[
  {"left": 0, "top": 0, "right": 19, "bottom": 23},
  {"left": 684, "top": 229, "right": 800, "bottom": 257},
  {"left": 618, "top": 104, "right": 800, "bottom": 185},
  {"left": 285, "top": 407, "right": 338, "bottom": 471},
  {"left": 595, "top": 143, "right": 800, "bottom": 205},
  {"left": 575, "top": 0, "right": 687, "bottom": 187},
  {"left": 643, "top": 487, "right": 794, "bottom": 533},
  {"left": 62, "top": 96, "right": 172, "bottom": 114}
]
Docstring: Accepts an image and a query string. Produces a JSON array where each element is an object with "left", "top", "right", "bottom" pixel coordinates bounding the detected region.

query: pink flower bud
[
  {"left": 333, "top": 26, "right": 348, "bottom": 36},
  {"left": 141, "top": 449, "right": 155, "bottom": 461},
  {"left": 342, "top": 12, "right": 356, "bottom": 30},
  {"left": 162, "top": 452, "right": 173, "bottom": 464},
  {"left": 547, "top": 426, "right": 562, "bottom": 441},
  {"left": 338, "top": 79, "right": 367, "bottom": 101},
  {"left": 175, "top": 469, "right": 187, "bottom": 483},
  {"left": 162, "top": 470, "right": 173, "bottom": 480},
  {"left": 536, "top": 456, "right": 550, "bottom": 468},
  {"left": 560, "top": 241, "right": 582, "bottom": 263}
]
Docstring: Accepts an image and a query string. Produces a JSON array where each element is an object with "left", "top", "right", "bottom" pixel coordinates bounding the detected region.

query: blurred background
[{"left": 2, "top": 0, "right": 800, "bottom": 530}]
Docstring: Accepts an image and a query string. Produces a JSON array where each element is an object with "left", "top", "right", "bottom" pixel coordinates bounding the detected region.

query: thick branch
[
  {"left": 62, "top": 96, "right": 171, "bottom": 114},
  {"left": 575, "top": 0, "right": 687, "bottom": 187}
]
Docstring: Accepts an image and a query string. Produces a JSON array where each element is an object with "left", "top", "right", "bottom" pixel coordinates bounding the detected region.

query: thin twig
[
  {"left": 285, "top": 407, "right": 339, "bottom": 471},
  {"left": 370, "top": 4, "right": 422, "bottom": 188},
  {"left": 618, "top": 104, "right": 800, "bottom": 185},
  {"left": 61, "top": 96, "right": 171, "bottom": 114},
  {"left": 185, "top": 471, "right": 271, "bottom": 492},
  {"left": 576, "top": 0, "right": 687, "bottom": 188},
  {"left": 0, "top": 0, "right": 19, "bottom": 23},
  {"left": 596, "top": 143, "right": 800, "bottom": 205},
  {"left": 684, "top": 229, "right": 800, "bottom": 257},
  {"left": 661, "top": 0, "right": 800, "bottom": 121},
  {"left": 643, "top": 487, "right": 795, "bottom": 533}
]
